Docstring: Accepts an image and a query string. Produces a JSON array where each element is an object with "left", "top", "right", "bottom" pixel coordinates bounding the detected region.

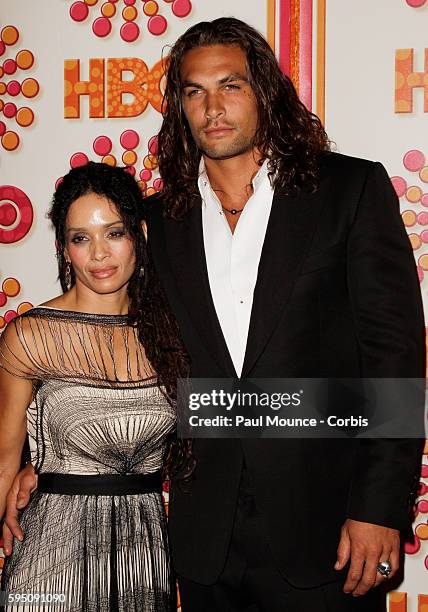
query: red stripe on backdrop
[
  {"left": 299, "top": 0, "right": 313, "bottom": 110},
  {"left": 279, "top": 0, "right": 291, "bottom": 77}
]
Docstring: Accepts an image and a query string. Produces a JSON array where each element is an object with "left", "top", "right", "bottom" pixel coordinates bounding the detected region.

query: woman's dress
[{"left": 0, "top": 307, "right": 176, "bottom": 611}]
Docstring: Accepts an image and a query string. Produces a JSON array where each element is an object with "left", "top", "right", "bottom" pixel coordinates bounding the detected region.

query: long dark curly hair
[
  {"left": 158, "top": 17, "right": 330, "bottom": 218},
  {"left": 49, "top": 162, "right": 191, "bottom": 479}
]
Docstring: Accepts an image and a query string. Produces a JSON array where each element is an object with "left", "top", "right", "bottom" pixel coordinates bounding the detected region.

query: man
[{"left": 3, "top": 17, "right": 425, "bottom": 611}]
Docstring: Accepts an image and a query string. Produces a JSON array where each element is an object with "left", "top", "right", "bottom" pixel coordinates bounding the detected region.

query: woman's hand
[{"left": 2, "top": 464, "right": 38, "bottom": 556}]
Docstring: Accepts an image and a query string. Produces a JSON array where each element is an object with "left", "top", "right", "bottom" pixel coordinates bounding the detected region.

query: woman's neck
[{"left": 45, "top": 284, "right": 130, "bottom": 315}]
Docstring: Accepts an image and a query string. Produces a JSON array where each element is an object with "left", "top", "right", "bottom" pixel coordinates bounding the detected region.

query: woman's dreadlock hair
[{"left": 49, "top": 161, "right": 192, "bottom": 480}]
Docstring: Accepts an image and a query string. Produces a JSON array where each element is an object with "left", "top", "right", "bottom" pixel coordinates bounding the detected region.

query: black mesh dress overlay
[{"left": 0, "top": 307, "right": 176, "bottom": 612}]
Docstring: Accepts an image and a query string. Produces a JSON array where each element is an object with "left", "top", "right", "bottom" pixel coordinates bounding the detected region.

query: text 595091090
[{"left": 0, "top": 592, "right": 66, "bottom": 605}]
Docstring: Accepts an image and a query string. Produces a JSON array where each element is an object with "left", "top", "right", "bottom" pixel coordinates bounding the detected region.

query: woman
[{"left": 0, "top": 162, "right": 187, "bottom": 611}]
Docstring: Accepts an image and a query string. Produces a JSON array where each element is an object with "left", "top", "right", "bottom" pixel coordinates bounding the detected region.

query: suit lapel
[
  {"left": 164, "top": 198, "right": 237, "bottom": 377},
  {"left": 160, "top": 180, "right": 328, "bottom": 379},
  {"left": 241, "top": 187, "right": 326, "bottom": 377}
]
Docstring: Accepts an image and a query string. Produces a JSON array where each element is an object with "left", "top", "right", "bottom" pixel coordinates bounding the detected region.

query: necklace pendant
[{"left": 221, "top": 206, "right": 243, "bottom": 215}]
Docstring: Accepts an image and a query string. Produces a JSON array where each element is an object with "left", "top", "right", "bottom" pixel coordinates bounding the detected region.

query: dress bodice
[{"left": 0, "top": 307, "right": 175, "bottom": 475}]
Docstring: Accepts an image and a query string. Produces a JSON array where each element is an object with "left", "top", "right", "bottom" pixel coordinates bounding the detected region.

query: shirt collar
[{"left": 197, "top": 157, "right": 272, "bottom": 204}]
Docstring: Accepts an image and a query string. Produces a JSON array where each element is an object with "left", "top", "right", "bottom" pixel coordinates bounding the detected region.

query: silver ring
[{"left": 377, "top": 560, "right": 392, "bottom": 578}]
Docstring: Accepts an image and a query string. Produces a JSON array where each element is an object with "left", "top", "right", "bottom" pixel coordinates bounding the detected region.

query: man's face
[{"left": 180, "top": 44, "right": 259, "bottom": 160}]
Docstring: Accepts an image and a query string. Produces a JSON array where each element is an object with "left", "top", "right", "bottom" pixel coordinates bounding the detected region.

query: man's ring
[{"left": 377, "top": 560, "right": 392, "bottom": 578}]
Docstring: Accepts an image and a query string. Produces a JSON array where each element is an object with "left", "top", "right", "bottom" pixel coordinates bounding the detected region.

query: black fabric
[
  {"left": 37, "top": 471, "right": 163, "bottom": 496},
  {"left": 145, "top": 152, "right": 425, "bottom": 588},
  {"left": 178, "top": 575, "right": 385, "bottom": 612},
  {"left": 178, "top": 487, "right": 385, "bottom": 611}
]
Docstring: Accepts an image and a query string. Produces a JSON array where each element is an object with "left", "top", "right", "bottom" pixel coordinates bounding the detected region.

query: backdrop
[{"left": 0, "top": 1, "right": 427, "bottom": 609}]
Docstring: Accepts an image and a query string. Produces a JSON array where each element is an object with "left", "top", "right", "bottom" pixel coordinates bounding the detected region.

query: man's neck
[
  {"left": 202, "top": 149, "right": 264, "bottom": 234},
  {"left": 203, "top": 149, "right": 262, "bottom": 200}
]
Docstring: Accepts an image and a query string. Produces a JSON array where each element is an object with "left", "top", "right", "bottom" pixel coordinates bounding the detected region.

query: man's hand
[
  {"left": 335, "top": 519, "right": 399, "bottom": 596},
  {"left": 2, "top": 464, "right": 37, "bottom": 556}
]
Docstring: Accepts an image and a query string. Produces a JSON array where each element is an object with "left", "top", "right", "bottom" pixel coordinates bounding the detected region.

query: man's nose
[{"left": 205, "top": 92, "right": 225, "bottom": 121}]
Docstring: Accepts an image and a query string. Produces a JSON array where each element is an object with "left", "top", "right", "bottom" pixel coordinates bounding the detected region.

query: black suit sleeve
[{"left": 345, "top": 161, "right": 425, "bottom": 530}]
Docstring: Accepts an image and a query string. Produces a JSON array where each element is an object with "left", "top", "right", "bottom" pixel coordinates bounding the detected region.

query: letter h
[{"left": 395, "top": 48, "right": 428, "bottom": 113}]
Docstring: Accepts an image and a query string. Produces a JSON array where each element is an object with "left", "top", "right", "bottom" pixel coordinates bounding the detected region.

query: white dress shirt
[{"left": 199, "top": 159, "right": 274, "bottom": 376}]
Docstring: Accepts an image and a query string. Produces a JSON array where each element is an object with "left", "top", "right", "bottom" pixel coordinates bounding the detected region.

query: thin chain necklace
[
  {"left": 221, "top": 205, "right": 245, "bottom": 215},
  {"left": 213, "top": 184, "right": 251, "bottom": 216}
]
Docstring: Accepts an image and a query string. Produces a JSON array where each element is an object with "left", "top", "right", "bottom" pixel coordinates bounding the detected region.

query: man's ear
[{"left": 141, "top": 220, "right": 148, "bottom": 241}]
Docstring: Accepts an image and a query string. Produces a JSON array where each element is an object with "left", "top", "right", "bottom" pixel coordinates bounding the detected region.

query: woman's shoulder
[
  {"left": 38, "top": 295, "right": 68, "bottom": 310},
  {"left": 0, "top": 308, "right": 45, "bottom": 379},
  {"left": 17, "top": 295, "right": 76, "bottom": 319},
  {"left": 0, "top": 299, "right": 76, "bottom": 380},
  {"left": 2, "top": 297, "right": 67, "bottom": 344},
  {"left": 5, "top": 305, "right": 56, "bottom": 329},
  {"left": 11, "top": 295, "right": 66, "bottom": 315}
]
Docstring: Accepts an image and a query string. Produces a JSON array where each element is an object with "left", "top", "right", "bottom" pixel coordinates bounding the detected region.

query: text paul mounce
[{"left": 186, "top": 390, "right": 369, "bottom": 429}]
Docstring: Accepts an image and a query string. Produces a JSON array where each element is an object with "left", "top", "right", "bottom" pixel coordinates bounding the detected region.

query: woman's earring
[{"left": 65, "top": 261, "right": 72, "bottom": 290}]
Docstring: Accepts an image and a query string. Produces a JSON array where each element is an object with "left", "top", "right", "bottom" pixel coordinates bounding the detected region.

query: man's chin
[{"left": 200, "top": 144, "right": 254, "bottom": 161}]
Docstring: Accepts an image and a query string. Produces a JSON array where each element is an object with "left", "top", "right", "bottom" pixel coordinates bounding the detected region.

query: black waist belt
[{"left": 37, "top": 471, "right": 163, "bottom": 495}]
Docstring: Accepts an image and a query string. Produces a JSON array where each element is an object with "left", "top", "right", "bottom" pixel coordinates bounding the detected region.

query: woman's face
[{"left": 64, "top": 192, "right": 136, "bottom": 296}]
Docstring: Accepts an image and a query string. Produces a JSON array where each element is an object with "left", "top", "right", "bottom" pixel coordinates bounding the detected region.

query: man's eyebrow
[
  {"left": 181, "top": 73, "right": 249, "bottom": 89},
  {"left": 218, "top": 73, "right": 248, "bottom": 84},
  {"left": 181, "top": 80, "right": 203, "bottom": 89}
]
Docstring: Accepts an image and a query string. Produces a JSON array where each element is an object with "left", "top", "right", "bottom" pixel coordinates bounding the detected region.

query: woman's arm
[{"left": 0, "top": 324, "right": 33, "bottom": 520}]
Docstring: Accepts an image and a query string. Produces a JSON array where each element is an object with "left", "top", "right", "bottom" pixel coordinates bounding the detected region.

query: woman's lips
[{"left": 90, "top": 267, "right": 117, "bottom": 279}]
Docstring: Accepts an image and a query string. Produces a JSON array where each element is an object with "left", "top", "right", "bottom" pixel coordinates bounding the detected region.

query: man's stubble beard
[{"left": 196, "top": 132, "right": 256, "bottom": 161}]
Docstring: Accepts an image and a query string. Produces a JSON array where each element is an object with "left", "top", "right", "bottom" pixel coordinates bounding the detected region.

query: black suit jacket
[{"left": 145, "top": 152, "right": 425, "bottom": 588}]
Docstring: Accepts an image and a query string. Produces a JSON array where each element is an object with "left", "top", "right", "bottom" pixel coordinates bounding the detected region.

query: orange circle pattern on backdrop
[
  {"left": 21, "top": 78, "right": 39, "bottom": 98},
  {"left": 123, "top": 6, "right": 138, "bottom": 21},
  {"left": 16, "top": 107, "right": 34, "bottom": 127},
  {"left": 16, "top": 49, "right": 34, "bottom": 70},
  {"left": 2, "top": 278, "right": 20, "bottom": 297},
  {"left": 0, "top": 26, "right": 39, "bottom": 152},
  {"left": 1, "top": 26, "right": 19, "bottom": 46},
  {"left": 101, "top": 2, "right": 116, "bottom": 18},
  {"left": 2, "top": 131, "right": 19, "bottom": 151}
]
